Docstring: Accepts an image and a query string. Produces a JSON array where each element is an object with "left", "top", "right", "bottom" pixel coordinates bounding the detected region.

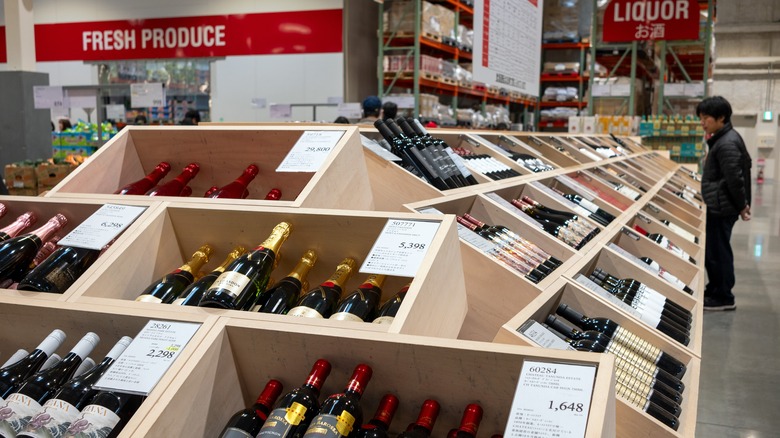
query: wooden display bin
[
  {"left": 623, "top": 156, "right": 671, "bottom": 180},
  {"left": 462, "top": 133, "right": 561, "bottom": 173},
  {"left": 404, "top": 191, "right": 580, "bottom": 342},
  {"left": 132, "top": 317, "right": 616, "bottom": 437},
  {"left": 68, "top": 202, "right": 467, "bottom": 339},
  {"left": 0, "top": 296, "right": 218, "bottom": 438},
  {"left": 495, "top": 279, "right": 701, "bottom": 438},
  {"left": 44, "top": 125, "right": 374, "bottom": 210},
  {"left": 588, "top": 166, "right": 652, "bottom": 196},
  {"left": 611, "top": 160, "right": 666, "bottom": 187},
  {"left": 531, "top": 135, "right": 604, "bottom": 163},
  {"left": 563, "top": 170, "right": 636, "bottom": 212},
  {"left": 628, "top": 212, "right": 703, "bottom": 261},
  {"left": 536, "top": 175, "right": 624, "bottom": 219},
  {"left": 643, "top": 202, "right": 704, "bottom": 236},
  {"left": 501, "top": 134, "right": 583, "bottom": 167},
  {"left": 0, "top": 195, "right": 159, "bottom": 302},
  {"left": 649, "top": 196, "right": 704, "bottom": 230},
  {"left": 656, "top": 188, "right": 704, "bottom": 218}
]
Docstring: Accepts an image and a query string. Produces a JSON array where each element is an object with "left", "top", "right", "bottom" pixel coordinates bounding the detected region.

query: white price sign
[
  {"left": 360, "top": 219, "right": 440, "bottom": 277},
  {"left": 337, "top": 103, "right": 362, "bottom": 119},
  {"left": 270, "top": 104, "right": 292, "bottom": 119},
  {"left": 504, "top": 361, "right": 596, "bottom": 438},
  {"left": 94, "top": 320, "right": 200, "bottom": 396},
  {"left": 66, "top": 89, "right": 97, "bottom": 109},
  {"left": 33, "top": 86, "right": 65, "bottom": 109},
  {"left": 58, "top": 204, "right": 148, "bottom": 250},
  {"left": 130, "top": 83, "right": 165, "bottom": 108},
  {"left": 276, "top": 130, "right": 345, "bottom": 172}
]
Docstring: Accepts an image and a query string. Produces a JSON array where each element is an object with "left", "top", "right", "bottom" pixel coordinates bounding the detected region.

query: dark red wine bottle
[
  {"left": 115, "top": 162, "right": 171, "bottom": 195},
  {"left": 265, "top": 188, "right": 283, "bottom": 200},
  {"left": 204, "top": 186, "right": 220, "bottom": 197},
  {"left": 396, "top": 399, "right": 440, "bottom": 438},
  {"left": 219, "top": 379, "right": 284, "bottom": 437},
  {"left": 0, "top": 212, "right": 36, "bottom": 242},
  {"left": 302, "top": 364, "right": 373, "bottom": 437},
  {"left": 146, "top": 163, "right": 199, "bottom": 196},
  {"left": 357, "top": 394, "right": 399, "bottom": 438},
  {"left": 447, "top": 404, "right": 483, "bottom": 438},
  {"left": 209, "top": 164, "right": 260, "bottom": 199}
]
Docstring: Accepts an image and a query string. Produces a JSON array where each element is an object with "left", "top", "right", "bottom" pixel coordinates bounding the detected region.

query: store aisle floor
[{"left": 697, "top": 182, "right": 780, "bottom": 437}]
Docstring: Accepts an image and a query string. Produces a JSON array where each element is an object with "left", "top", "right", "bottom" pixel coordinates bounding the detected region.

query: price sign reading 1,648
[{"left": 548, "top": 401, "right": 584, "bottom": 413}]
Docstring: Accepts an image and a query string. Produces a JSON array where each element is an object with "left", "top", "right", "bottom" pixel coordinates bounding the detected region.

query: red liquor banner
[
  {"left": 603, "top": 0, "right": 699, "bottom": 42},
  {"left": 0, "top": 9, "right": 342, "bottom": 63}
]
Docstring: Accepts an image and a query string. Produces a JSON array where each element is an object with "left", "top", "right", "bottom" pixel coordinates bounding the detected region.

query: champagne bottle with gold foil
[
  {"left": 174, "top": 246, "right": 248, "bottom": 306},
  {"left": 135, "top": 244, "right": 213, "bottom": 304},
  {"left": 288, "top": 258, "right": 356, "bottom": 318},
  {"left": 330, "top": 274, "right": 386, "bottom": 322},
  {"left": 258, "top": 250, "right": 318, "bottom": 314},
  {"left": 200, "top": 222, "right": 291, "bottom": 310}
]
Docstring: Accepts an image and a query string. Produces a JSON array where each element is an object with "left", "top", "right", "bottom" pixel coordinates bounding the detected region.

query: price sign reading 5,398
[
  {"left": 398, "top": 241, "right": 426, "bottom": 250},
  {"left": 360, "top": 219, "right": 441, "bottom": 277}
]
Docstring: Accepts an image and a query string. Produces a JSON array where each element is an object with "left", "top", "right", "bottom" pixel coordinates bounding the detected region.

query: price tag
[
  {"left": 337, "top": 103, "right": 362, "bottom": 119},
  {"left": 276, "top": 130, "right": 345, "bottom": 172},
  {"left": 94, "top": 320, "right": 200, "bottom": 396},
  {"left": 327, "top": 96, "right": 344, "bottom": 104},
  {"left": 415, "top": 207, "right": 444, "bottom": 215},
  {"left": 130, "top": 83, "right": 165, "bottom": 108},
  {"left": 518, "top": 320, "right": 575, "bottom": 350},
  {"left": 574, "top": 274, "right": 642, "bottom": 319},
  {"left": 360, "top": 219, "right": 440, "bottom": 277},
  {"left": 66, "top": 89, "right": 97, "bottom": 109},
  {"left": 33, "top": 86, "right": 65, "bottom": 109},
  {"left": 251, "top": 97, "right": 267, "bottom": 109},
  {"left": 504, "top": 360, "right": 596, "bottom": 438},
  {"left": 105, "top": 104, "right": 126, "bottom": 121},
  {"left": 269, "top": 103, "right": 292, "bottom": 119},
  {"left": 58, "top": 204, "right": 148, "bottom": 250}
]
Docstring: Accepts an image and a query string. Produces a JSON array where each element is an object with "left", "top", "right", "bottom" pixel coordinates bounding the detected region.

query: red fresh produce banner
[{"left": 603, "top": 0, "right": 699, "bottom": 42}]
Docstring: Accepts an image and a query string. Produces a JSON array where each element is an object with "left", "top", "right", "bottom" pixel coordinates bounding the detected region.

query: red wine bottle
[
  {"left": 204, "top": 186, "right": 220, "bottom": 197},
  {"left": 265, "top": 188, "right": 283, "bottom": 200},
  {"left": 447, "top": 404, "right": 483, "bottom": 438},
  {"left": 146, "top": 163, "right": 199, "bottom": 196},
  {"left": 0, "top": 214, "right": 67, "bottom": 281},
  {"left": 357, "top": 394, "right": 399, "bottom": 438},
  {"left": 64, "top": 390, "right": 144, "bottom": 437},
  {"left": 258, "top": 359, "right": 332, "bottom": 438},
  {"left": 257, "top": 249, "right": 317, "bottom": 314},
  {"left": 219, "top": 380, "right": 284, "bottom": 437},
  {"left": 0, "top": 212, "right": 36, "bottom": 242},
  {"left": 114, "top": 162, "right": 171, "bottom": 195},
  {"left": 302, "top": 364, "right": 372, "bottom": 438},
  {"left": 0, "top": 330, "right": 66, "bottom": 400},
  {"left": 180, "top": 185, "right": 193, "bottom": 197},
  {"left": 396, "top": 399, "right": 440, "bottom": 438},
  {"left": 208, "top": 164, "right": 260, "bottom": 199},
  {"left": 330, "top": 275, "right": 387, "bottom": 322},
  {"left": 372, "top": 284, "right": 410, "bottom": 325}
]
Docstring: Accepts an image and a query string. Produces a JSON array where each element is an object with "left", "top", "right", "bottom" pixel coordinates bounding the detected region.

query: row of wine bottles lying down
[
  {"left": 133, "top": 222, "right": 408, "bottom": 324},
  {"left": 114, "top": 162, "right": 282, "bottom": 200},
  {"left": 218, "top": 360, "right": 501, "bottom": 438},
  {"left": 520, "top": 301, "right": 690, "bottom": 431},
  {"left": 0, "top": 330, "right": 141, "bottom": 438}
]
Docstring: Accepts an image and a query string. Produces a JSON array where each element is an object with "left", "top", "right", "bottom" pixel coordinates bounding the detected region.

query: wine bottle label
[
  {"left": 171, "top": 297, "right": 186, "bottom": 305},
  {"left": 221, "top": 427, "right": 254, "bottom": 437},
  {"left": 329, "top": 312, "right": 364, "bottom": 322},
  {"left": 611, "top": 328, "right": 664, "bottom": 364},
  {"left": 613, "top": 357, "right": 655, "bottom": 387},
  {"left": 605, "top": 342, "right": 657, "bottom": 374},
  {"left": 578, "top": 198, "right": 600, "bottom": 213},
  {"left": 666, "top": 223, "right": 697, "bottom": 244},
  {"left": 657, "top": 270, "right": 687, "bottom": 290},
  {"left": 42, "top": 266, "right": 79, "bottom": 292},
  {"left": 633, "top": 286, "right": 667, "bottom": 307},
  {"left": 259, "top": 403, "right": 308, "bottom": 436},
  {"left": 615, "top": 382, "right": 650, "bottom": 408},
  {"left": 63, "top": 404, "right": 120, "bottom": 437},
  {"left": 0, "top": 393, "right": 44, "bottom": 436},
  {"left": 372, "top": 316, "right": 394, "bottom": 325},
  {"left": 210, "top": 271, "right": 252, "bottom": 299},
  {"left": 287, "top": 306, "right": 324, "bottom": 318},
  {"left": 303, "top": 411, "right": 356, "bottom": 437},
  {"left": 636, "top": 306, "right": 663, "bottom": 329},
  {"left": 135, "top": 294, "right": 163, "bottom": 303},
  {"left": 18, "top": 398, "right": 80, "bottom": 438},
  {"left": 615, "top": 369, "right": 653, "bottom": 399}
]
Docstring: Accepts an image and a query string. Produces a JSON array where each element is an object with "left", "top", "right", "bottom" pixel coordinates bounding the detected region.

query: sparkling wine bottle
[
  {"left": 219, "top": 379, "right": 284, "bottom": 437},
  {"left": 510, "top": 200, "right": 586, "bottom": 249},
  {"left": 17, "top": 336, "right": 132, "bottom": 438},
  {"left": 374, "top": 120, "right": 444, "bottom": 190},
  {"left": 64, "top": 390, "right": 144, "bottom": 437},
  {"left": 302, "top": 364, "right": 372, "bottom": 438},
  {"left": 0, "top": 330, "right": 67, "bottom": 400},
  {"left": 257, "top": 359, "right": 332, "bottom": 438},
  {"left": 265, "top": 188, "right": 283, "bottom": 200},
  {"left": 114, "top": 162, "right": 171, "bottom": 195},
  {"left": 17, "top": 243, "right": 102, "bottom": 293},
  {"left": 357, "top": 394, "right": 399, "bottom": 438},
  {"left": 396, "top": 117, "right": 464, "bottom": 188},
  {"left": 288, "top": 258, "right": 357, "bottom": 318},
  {"left": 0, "top": 212, "right": 36, "bottom": 242},
  {"left": 396, "top": 399, "right": 440, "bottom": 438},
  {"left": 174, "top": 246, "right": 247, "bottom": 306},
  {"left": 0, "top": 214, "right": 67, "bottom": 282},
  {"left": 146, "top": 163, "right": 199, "bottom": 196},
  {"left": 447, "top": 404, "right": 482, "bottom": 438},
  {"left": 0, "top": 333, "right": 100, "bottom": 436},
  {"left": 258, "top": 249, "right": 318, "bottom": 314},
  {"left": 208, "top": 164, "right": 260, "bottom": 199},
  {"left": 372, "top": 284, "right": 410, "bottom": 325},
  {"left": 330, "top": 275, "right": 387, "bottom": 322},
  {"left": 200, "top": 222, "right": 291, "bottom": 310},
  {"left": 135, "top": 244, "right": 213, "bottom": 304}
]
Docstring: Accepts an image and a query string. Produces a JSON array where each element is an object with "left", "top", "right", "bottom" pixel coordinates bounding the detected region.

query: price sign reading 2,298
[{"left": 360, "top": 219, "right": 441, "bottom": 278}]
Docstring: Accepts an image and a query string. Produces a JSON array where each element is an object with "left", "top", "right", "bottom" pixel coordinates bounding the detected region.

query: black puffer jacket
[{"left": 702, "top": 123, "right": 751, "bottom": 216}]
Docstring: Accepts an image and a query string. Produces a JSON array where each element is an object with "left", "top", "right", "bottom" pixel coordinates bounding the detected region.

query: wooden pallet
[{"left": 440, "top": 76, "right": 457, "bottom": 86}]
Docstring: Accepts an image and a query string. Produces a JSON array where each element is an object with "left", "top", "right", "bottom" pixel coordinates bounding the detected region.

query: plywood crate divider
[{"left": 467, "top": 133, "right": 562, "bottom": 170}]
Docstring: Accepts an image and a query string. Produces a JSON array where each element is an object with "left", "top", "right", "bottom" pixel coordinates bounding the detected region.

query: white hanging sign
[
  {"left": 33, "top": 86, "right": 65, "bottom": 109},
  {"left": 130, "top": 83, "right": 165, "bottom": 108},
  {"left": 58, "top": 204, "right": 148, "bottom": 250}
]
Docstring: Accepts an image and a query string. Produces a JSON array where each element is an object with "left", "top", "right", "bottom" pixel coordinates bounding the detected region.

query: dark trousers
[{"left": 704, "top": 212, "right": 739, "bottom": 301}]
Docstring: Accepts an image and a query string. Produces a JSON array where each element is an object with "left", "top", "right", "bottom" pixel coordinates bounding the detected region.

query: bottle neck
[
  {"left": 411, "top": 400, "right": 440, "bottom": 432},
  {"left": 287, "top": 250, "right": 317, "bottom": 283},
  {"left": 361, "top": 274, "right": 386, "bottom": 290},
  {"left": 27, "top": 214, "right": 68, "bottom": 244},
  {"left": 255, "top": 379, "right": 283, "bottom": 412},
  {"left": 256, "top": 222, "right": 292, "bottom": 255},
  {"left": 180, "top": 245, "right": 213, "bottom": 274},
  {"left": 0, "top": 212, "right": 36, "bottom": 238},
  {"left": 147, "top": 163, "right": 172, "bottom": 183},
  {"left": 215, "top": 246, "right": 247, "bottom": 273},
  {"left": 557, "top": 304, "right": 585, "bottom": 324},
  {"left": 344, "top": 364, "right": 372, "bottom": 398},
  {"left": 304, "top": 359, "right": 331, "bottom": 393},
  {"left": 323, "top": 259, "right": 356, "bottom": 289},
  {"left": 235, "top": 165, "right": 260, "bottom": 186}
]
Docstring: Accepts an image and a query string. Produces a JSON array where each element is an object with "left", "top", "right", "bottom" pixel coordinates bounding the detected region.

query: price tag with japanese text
[
  {"left": 504, "top": 361, "right": 596, "bottom": 438},
  {"left": 57, "top": 204, "right": 147, "bottom": 250},
  {"left": 360, "top": 219, "right": 440, "bottom": 277},
  {"left": 33, "top": 86, "right": 65, "bottom": 109},
  {"left": 276, "top": 130, "right": 345, "bottom": 172},
  {"left": 94, "top": 320, "right": 200, "bottom": 396},
  {"left": 130, "top": 83, "right": 165, "bottom": 108}
]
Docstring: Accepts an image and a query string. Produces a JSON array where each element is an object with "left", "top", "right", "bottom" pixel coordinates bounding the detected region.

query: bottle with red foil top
[
  {"left": 0, "top": 203, "right": 6, "bottom": 219},
  {"left": 0, "top": 214, "right": 67, "bottom": 281},
  {"left": 265, "top": 188, "right": 283, "bottom": 200},
  {"left": 209, "top": 164, "right": 260, "bottom": 199},
  {"left": 258, "top": 359, "right": 332, "bottom": 438},
  {"left": 146, "top": 163, "right": 199, "bottom": 196},
  {"left": 115, "top": 162, "right": 171, "bottom": 195},
  {"left": 29, "top": 237, "right": 61, "bottom": 269},
  {"left": 357, "top": 394, "right": 399, "bottom": 438},
  {"left": 330, "top": 275, "right": 387, "bottom": 322},
  {"left": 179, "top": 186, "right": 193, "bottom": 197},
  {"left": 204, "top": 186, "right": 220, "bottom": 197},
  {"left": 302, "top": 364, "right": 372, "bottom": 438},
  {"left": 218, "top": 379, "right": 284, "bottom": 438},
  {"left": 0, "top": 212, "right": 37, "bottom": 242},
  {"left": 396, "top": 399, "right": 440, "bottom": 438},
  {"left": 447, "top": 404, "right": 483, "bottom": 438},
  {"left": 288, "top": 258, "right": 357, "bottom": 319}
]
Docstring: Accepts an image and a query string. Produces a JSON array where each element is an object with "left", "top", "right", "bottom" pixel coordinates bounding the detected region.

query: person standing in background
[
  {"left": 57, "top": 118, "right": 72, "bottom": 132},
  {"left": 697, "top": 96, "right": 752, "bottom": 311},
  {"left": 358, "top": 96, "right": 382, "bottom": 125},
  {"left": 181, "top": 110, "right": 201, "bottom": 125},
  {"left": 382, "top": 101, "right": 398, "bottom": 122}
]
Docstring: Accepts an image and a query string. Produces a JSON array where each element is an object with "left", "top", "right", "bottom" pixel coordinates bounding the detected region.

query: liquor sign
[{"left": 603, "top": 0, "right": 699, "bottom": 42}]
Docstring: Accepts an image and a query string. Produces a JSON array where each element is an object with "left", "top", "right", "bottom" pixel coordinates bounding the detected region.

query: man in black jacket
[{"left": 697, "top": 96, "right": 752, "bottom": 311}]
